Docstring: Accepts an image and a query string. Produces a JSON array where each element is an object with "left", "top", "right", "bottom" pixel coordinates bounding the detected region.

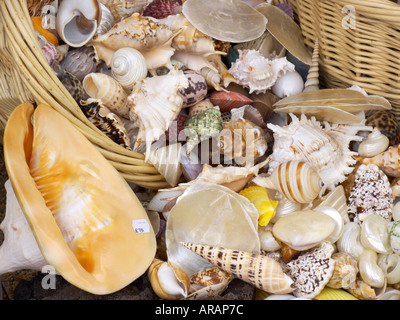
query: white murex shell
[
  {"left": 0, "top": 180, "right": 48, "bottom": 274},
  {"left": 110, "top": 48, "right": 148, "bottom": 91},
  {"left": 357, "top": 128, "right": 390, "bottom": 158}
]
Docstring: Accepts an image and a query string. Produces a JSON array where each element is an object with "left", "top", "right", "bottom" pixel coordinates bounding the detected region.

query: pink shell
[
  {"left": 209, "top": 90, "right": 253, "bottom": 112},
  {"left": 179, "top": 70, "right": 208, "bottom": 107},
  {"left": 36, "top": 32, "right": 57, "bottom": 64},
  {"left": 142, "top": 0, "right": 183, "bottom": 19}
]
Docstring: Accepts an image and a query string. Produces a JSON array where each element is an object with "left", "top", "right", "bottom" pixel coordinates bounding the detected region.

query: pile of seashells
[{"left": 2, "top": 0, "right": 400, "bottom": 300}]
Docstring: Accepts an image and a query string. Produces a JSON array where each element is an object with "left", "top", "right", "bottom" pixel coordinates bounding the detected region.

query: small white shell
[
  {"left": 336, "top": 222, "right": 365, "bottom": 261},
  {"left": 359, "top": 249, "right": 386, "bottom": 288},
  {"left": 360, "top": 214, "right": 392, "bottom": 254},
  {"left": 377, "top": 253, "right": 400, "bottom": 285},
  {"left": 111, "top": 48, "right": 148, "bottom": 91},
  {"left": 258, "top": 225, "right": 281, "bottom": 252},
  {"left": 271, "top": 70, "right": 304, "bottom": 98},
  {"left": 358, "top": 128, "right": 390, "bottom": 158}
]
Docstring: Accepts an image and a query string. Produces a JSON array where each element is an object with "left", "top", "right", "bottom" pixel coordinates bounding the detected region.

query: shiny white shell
[
  {"left": 358, "top": 128, "right": 390, "bottom": 158},
  {"left": 271, "top": 70, "right": 304, "bottom": 98}
]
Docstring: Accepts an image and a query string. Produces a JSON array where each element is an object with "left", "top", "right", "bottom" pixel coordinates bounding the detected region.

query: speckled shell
[
  {"left": 52, "top": 62, "right": 86, "bottom": 103},
  {"left": 218, "top": 119, "right": 268, "bottom": 166},
  {"left": 178, "top": 70, "right": 208, "bottom": 107},
  {"left": 210, "top": 90, "right": 253, "bottom": 112},
  {"left": 366, "top": 110, "right": 400, "bottom": 146},
  {"left": 83, "top": 73, "right": 129, "bottom": 119},
  {"left": 327, "top": 252, "right": 358, "bottom": 289},
  {"left": 389, "top": 220, "right": 400, "bottom": 255},
  {"left": 184, "top": 107, "right": 223, "bottom": 154},
  {"left": 80, "top": 99, "right": 131, "bottom": 149},
  {"left": 265, "top": 160, "right": 323, "bottom": 204},
  {"left": 180, "top": 242, "right": 295, "bottom": 294},
  {"left": 354, "top": 145, "right": 400, "bottom": 178},
  {"left": 268, "top": 113, "right": 371, "bottom": 194},
  {"left": 62, "top": 46, "right": 99, "bottom": 82}
]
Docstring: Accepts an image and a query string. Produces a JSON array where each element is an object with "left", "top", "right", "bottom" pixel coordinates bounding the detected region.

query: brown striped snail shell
[{"left": 264, "top": 160, "right": 323, "bottom": 204}]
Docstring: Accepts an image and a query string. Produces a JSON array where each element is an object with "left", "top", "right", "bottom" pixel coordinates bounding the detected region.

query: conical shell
[
  {"left": 303, "top": 38, "right": 319, "bottom": 92},
  {"left": 110, "top": 48, "right": 148, "bottom": 90},
  {"left": 83, "top": 73, "right": 130, "bottom": 119},
  {"left": 180, "top": 242, "right": 295, "bottom": 294},
  {"left": 265, "top": 160, "right": 323, "bottom": 204}
]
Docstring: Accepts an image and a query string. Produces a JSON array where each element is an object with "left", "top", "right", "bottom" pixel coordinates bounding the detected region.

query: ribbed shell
[
  {"left": 303, "top": 38, "right": 319, "bottom": 92},
  {"left": 62, "top": 46, "right": 99, "bottom": 82},
  {"left": 327, "top": 252, "right": 358, "bottom": 289},
  {"left": 180, "top": 242, "right": 295, "bottom": 294}
]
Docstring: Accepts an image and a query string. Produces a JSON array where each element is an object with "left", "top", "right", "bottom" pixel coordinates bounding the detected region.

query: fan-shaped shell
[
  {"left": 180, "top": 242, "right": 295, "bottom": 294},
  {"left": 3, "top": 103, "right": 156, "bottom": 295},
  {"left": 110, "top": 48, "right": 148, "bottom": 90}
]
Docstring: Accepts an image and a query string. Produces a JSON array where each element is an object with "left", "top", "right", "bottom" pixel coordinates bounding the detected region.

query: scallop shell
[
  {"left": 180, "top": 242, "right": 295, "bottom": 294},
  {"left": 354, "top": 145, "right": 400, "bottom": 178},
  {"left": 209, "top": 90, "right": 253, "bottom": 112},
  {"left": 184, "top": 107, "right": 223, "bottom": 154},
  {"left": 56, "top": 0, "right": 101, "bottom": 47},
  {"left": 239, "top": 186, "right": 279, "bottom": 226},
  {"left": 272, "top": 210, "right": 337, "bottom": 251},
  {"left": 148, "top": 258, "right": 190, "bottom": 300},
  {"left": 347, "top": 164, "right": 393, "bottom": 223},
  {"left": 110, "top": 48, "right": 148, "bottom": 91},
  {"left": 89, "top": 13, "right": 179, "bottom": 72},
  {"left": 166, "top": 182, "right": 260, "bottom": 277},
  {"left": 182, "top": 0, "right": 267, "bottom": 43},
  {"left": 327, "top": 252, "right": 358, "bottom": 289},
  {"left": 218, "top": 119, "right": 268, "bottom": 166},
  {"left": 263, "top": 160, "right": 323, "bottom": 204},
  {"left": 99, "top": 0, "right": 150, "bottom": 22},
  {"left": 303, "top": 38, "right": 320, "bottom": 92},
  {"left": 142, "top": 0, "right": 183, "bottom": 19},
  {"left": 62, "top": 46, "right": 99, "bottom": 82},
  {"left": 127, "top": 66, "right": 189, "bottom": 157},
  {"left": 357, "top": 128, "right": 390, "bottom": 158},
  {"left": 268, "top": 113, "right": 371, "bottom": 194},
  {"left": 314, "top": 287, "right": 358, "bottom": 300},
  {"left": 83, "top": 73, "right": 130, "bottom": 119},
  {"left": 146, "top": 143, "right": 183, "bottom": 187},
  {"left": 229, "top": 49, "right": 295, "bottom": 94},
  {"left": 80, "top": 98, "right": 132, "bottom": 149}
]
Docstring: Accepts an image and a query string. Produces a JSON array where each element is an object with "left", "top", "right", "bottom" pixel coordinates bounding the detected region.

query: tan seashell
[
  {"left": 99, "top": 0, "right": 150, "bottom": 22},
  {"left": 358, "top": 128, "right": 390, "bottom": 158},
  {"left": 110, "top": 48, "right": 148, "bottom": 90},
  {"left": 263, "top": 160, "right": 323, "bottom": 204},
  {"left": 234, "top": 31, "right": 286, "bottom": 59},
  {"left": 188, "top": 99, "right": 214, "bottom": 117},
  {"left": 186, "top": 267, "right": 233, "bottom": 300},
  {"left": 311, "top": 185, "right": 349, "bottom": 223},
  {"left": 354, "top": 145, "right": 400, "bottom": 178},
  {"left": 347, "top": 277, "right": 387, "bottom": 300},
  {"left": 218, "top": 119, "right": 268, "bottom": 166},
  {"left": 148, "top": 258, "right": 191, "bottom": 300},
  {"left": 303, "top": 38, "right": 320, "bottom": 92},
  {"left": 180, "top": 242, "right": 295, "bottom": 294},
  {"left": 327, "top": 252, "right": 358, "bottom": 289},
  {"left": 83, "top": 73, "right": 130, "bottom": 119},
  {"left": 90, "top": 13, "right": 180, "bottom": 73},
  {"left": 56, "top": 0, "right": 101, "bottom": 48}
]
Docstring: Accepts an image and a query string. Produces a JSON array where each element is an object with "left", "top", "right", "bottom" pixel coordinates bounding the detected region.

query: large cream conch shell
[
  {"left": 110, "top": 48, "right": 148, "bottom": 91},
  {"left": 56, "top": 0, "right": 102, "bottom": 47},
  {"left": 180, "top": 242, "right": 295, "bottom": 294},
  {"left": 3, "top": 103, "right": 156, "bottom": 295}
]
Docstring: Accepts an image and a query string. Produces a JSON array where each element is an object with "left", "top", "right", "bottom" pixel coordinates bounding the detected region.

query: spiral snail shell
[
  {"left": 110, "top": 48, "right": 148, "bottom": 91},
  {"left": 357, "top": 128, "right": 390, "bottom": 158}
]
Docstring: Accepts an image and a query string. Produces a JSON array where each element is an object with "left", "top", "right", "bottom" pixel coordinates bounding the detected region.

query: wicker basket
[
  {"left": 275, "top": 0, "right": 400, "bottom": 121},
  {"left": 0, "top": 0, "right": 170, "bottom": 189}
]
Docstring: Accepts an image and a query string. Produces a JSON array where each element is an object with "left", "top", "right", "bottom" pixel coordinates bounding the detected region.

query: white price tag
[{"left": 132, "top": 219, "right": 150, "bottom": 234}]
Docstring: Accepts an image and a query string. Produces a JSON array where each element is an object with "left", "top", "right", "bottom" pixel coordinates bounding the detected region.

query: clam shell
[
  {"left": 110, "top": 48, "right": 148, "bottom": 91},
  {"left": 210, "top": 90, "right": 253, "bottom": 112},
  {"left": 182, "top": 0, "right": 267, "bottom": 43},
  {"left": 165, "top": 182, "right": 260, "bottom": 277},
  {"left": 56, "top": 0, "right": 101, "bottom": 47},
  {"left": 180, "top": 242, "right": 295, "bottom": 294},
  {"left": 264, "top": 160, "right": 323, "bottom": 204},
  {"left": 83, "top": 73, "right": 129, "bottom": 118},
  {"left": 272, "top": 210, "right": 337, "bottom": 251}
]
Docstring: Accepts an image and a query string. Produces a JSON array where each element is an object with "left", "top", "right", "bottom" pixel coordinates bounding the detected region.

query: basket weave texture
[
  {"left": 0, "top": 0, "right": 169, "bottom": 189},
  {"left": 275, "top": 0, "right": 400, "bottom": 121}
]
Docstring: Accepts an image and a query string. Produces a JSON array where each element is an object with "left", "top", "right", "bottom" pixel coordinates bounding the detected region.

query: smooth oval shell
[
  {"left": 110, "top": 48, "right": 148, "bottom": 90},
  {"left": 271, "top": 70, "right": 304, "bottom": 98},
  {"left": 182, "top": 0, "right": 267, "bottom": 43},
  {"left": 210, "top": 90, "right": 253, "bottom": 112},
  {"left": 272, "top": 210, "right": 336, "bottom": 251},
  {"left": 178, "top": 70, "right": 208, "bottom": 107}
]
